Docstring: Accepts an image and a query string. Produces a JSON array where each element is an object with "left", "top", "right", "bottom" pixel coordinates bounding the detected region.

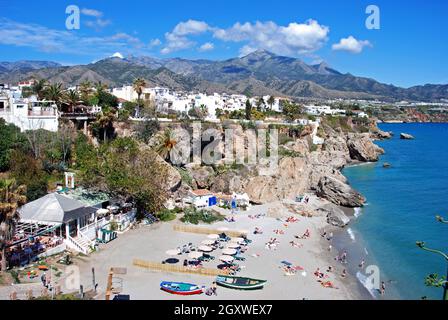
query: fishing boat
[
  {"left": 215, "top": 276, "right": 267, "bottom": 290},
  {"left": 160, "top": 281, "right": 204, "bottom": 295}
]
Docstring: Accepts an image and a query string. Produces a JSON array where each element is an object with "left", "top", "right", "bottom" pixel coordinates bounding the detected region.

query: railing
[
  {"left": 78, "top": 230, "right": 95, "bottom": 248},
  {"left": 28, "top": 110, "right": 57, "bottom": 117},
  {"left": 66, "top": 235, "right": 88, "bottom": 255}
]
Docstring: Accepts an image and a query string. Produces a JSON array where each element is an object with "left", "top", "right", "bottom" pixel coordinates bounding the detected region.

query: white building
[
  {"left": 0, "top": 89, "right": 59, "bottom": 132},
  {"left": 304, "top": 105, "right": 346, "bottom": 116}
]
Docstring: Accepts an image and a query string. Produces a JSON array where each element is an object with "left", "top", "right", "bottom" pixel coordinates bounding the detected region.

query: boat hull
[
  {"left": 160, "top": 281, "right": 203, "bottom": 295},
  {"left": 161, "top": 287, "right": 203, "bottom": 295},
  {"left": 216, "top": 276, "right": 267, "bottom": 290}
]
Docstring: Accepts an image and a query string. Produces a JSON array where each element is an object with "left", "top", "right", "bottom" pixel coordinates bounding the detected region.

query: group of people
[
  {"left": 296, "top": 229, "right": 310, "bottom": 239},
  {"left": 5, "top": 235, "right": 63, "bottom": 269}
]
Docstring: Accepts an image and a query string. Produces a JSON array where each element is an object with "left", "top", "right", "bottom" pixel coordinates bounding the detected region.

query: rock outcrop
[
  {"left": 316, "top": 176, "right": 365, "bottom": 207},
  {"left": 347, "top": 133, "right": 384, "bottom": 162},
  {"left": 400, "top": 133, "right": 415, "bottom": 140},
  {"left": 244, "top": 157, "right": 309, "bottom": 204},
  {"left": 187, "top": 165, "right": 215, "bottom": 189},
  {"left": 317, "top": 203, "right": 350, "bottom": 227}
]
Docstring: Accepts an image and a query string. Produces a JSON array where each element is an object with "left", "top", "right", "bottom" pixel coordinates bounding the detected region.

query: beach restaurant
[{"left": 17, "top": 193, "right": 99, "bottom": 255}]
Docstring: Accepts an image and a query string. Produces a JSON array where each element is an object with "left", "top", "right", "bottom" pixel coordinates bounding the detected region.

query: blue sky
[{"left": 0, "top": 0, "right": 446, "bottom": 88}]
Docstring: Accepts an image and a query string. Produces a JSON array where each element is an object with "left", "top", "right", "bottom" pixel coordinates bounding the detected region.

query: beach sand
[{"left": 71, "top": 202, "right": 365, "bottom": 300}]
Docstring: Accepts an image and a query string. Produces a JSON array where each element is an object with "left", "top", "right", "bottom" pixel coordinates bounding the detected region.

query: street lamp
[{"left": 416, "top": 241, "right": 448, "bottom": 300}]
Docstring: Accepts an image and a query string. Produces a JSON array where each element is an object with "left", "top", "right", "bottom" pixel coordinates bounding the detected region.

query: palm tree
[
  {"left": 31, "top": 79, "right": 47, "bottom": 100},
  {"left": 0, "top": 179, "right": 27, "bottom": 272},
  {"left": 256, "top": 97, "right": 265, "bottom": 111},
  {"left": 133, "top": 78, "right": 146, "bottom": 107},
  {"left": 245, "top": 99, "right": 252, "bottom": 120},
  {"left": 267, "top": 96, "right": 275, "bottom": 110},
  {"left": 154, "top": 129, "right": 177, "bottom": 161},
  {"left": 44, "top": 83, "right": 64, "bottom": 109},
  {"left": 96, "top": 111, "right": 115, "bottom": 143},
  {"left": 79, "top": 80, "right": 93, "bottom": 104},
  {"left": 64, "top": 89, "right": 80, "bottom": 113},
  {"left": 95, "top": 81, "right": 108, "bottom": 93}
]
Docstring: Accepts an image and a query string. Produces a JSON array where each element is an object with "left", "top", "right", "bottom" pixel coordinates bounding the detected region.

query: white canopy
[
  {"left": 219, "top": 255, "right": 234, "bottom": 263},
  {"left": 201, "top": 239, "right": 215, "bottom": 245},
  {"left": 165, "top": 249, "right": 180, "bottom": 256},
  {"left": 207, "top": 234, "right": 219, "bottom": 240},
  {"left": 18, "top": 193, "right": 96, "bottom": 225},
  {"left": 188, "top": 252, "right": 203, "bottom": 259},
  {"left": 226, "top": 243, "right": 240, "bottom": 249},
  {"left": 222, "top": 248, "right": 237, "bottom": 255},
  {"left": 198, "top": 245, "right": 213, "bottom": 252}
]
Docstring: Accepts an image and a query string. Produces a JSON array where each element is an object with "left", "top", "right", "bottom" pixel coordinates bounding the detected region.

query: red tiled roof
[{"left": 190, "top": 189, "right": 214, "bottom": 197}]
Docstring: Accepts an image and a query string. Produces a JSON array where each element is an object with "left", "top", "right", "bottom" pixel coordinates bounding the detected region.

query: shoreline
[{"left": 67, "top": 202, "right": 364, "bottom": 300}]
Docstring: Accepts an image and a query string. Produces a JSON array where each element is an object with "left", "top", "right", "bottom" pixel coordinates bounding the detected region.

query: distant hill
[{"left": 1, "top": 51, "right": 447, "bottom": 102}]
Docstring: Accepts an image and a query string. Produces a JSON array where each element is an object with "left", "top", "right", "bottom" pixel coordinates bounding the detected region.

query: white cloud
[
  {"left": 332, "top": 36, "right": 371, "bottom": 53},
  {"left": 149, "top": 38, "right": 161, "bottom": 47},
  {"left": 172, "top": 20, "right": 210, "bottom": 36},
  {"left": 198, "top": 42, "right": 214, "bottom": 52},
  {"left": 161, "top": 19, "right": 211, "bottom": 54},
  {"left": 81, "top": 8, "right": 111, "bottom": 30},
  {"left": 0, "top": 18, "right": 153, "bottom": 57},
  {"left": 214, "top": 19, "right": 329, "bottom": 55},
  {"left": 81, "top": 8, "right": 103, "bottom": 17}
]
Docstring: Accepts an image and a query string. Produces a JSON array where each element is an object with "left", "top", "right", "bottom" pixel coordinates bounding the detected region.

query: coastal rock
[
  {"left": 373, "top": 130, "right": 392, "bottom": 140},
  {"left": 316, "top": 176, "right": 365, "bottom": 207},
  {"left": 346, "top": 133, "right": 383, "bottom": 162},
  {"left": 284, "top": 139, "right": 309, "bottom": 156},
  {"left": 317, "top": 203, "right": 350, "bottom": 227},
  {"left": 155, "top": 155, "right": 182, "bottom": 192},
  {"left": 244, "top": 157, "right": 309, "bottom": 204},
  {"left": 188, "top": 166, "right": 215, "bottom": 189},
  {"left": 400, "top": 133, "right": 415, "bottom": 140},
  {"left": 210, "top": 171, "right": 245, "bottom": 194}
]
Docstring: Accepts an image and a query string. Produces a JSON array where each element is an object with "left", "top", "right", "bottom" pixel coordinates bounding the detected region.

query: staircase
[{"left": 66, "top": 234, "right": 94, "bottom": 255}]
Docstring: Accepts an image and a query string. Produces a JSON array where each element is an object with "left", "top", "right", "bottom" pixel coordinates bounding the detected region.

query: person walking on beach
[
  {"left": 211, "top": 282, "right": 218, "bottom": 296},
  {"left": 40, "top": 272, "right": 47, "bottom": 287},
  {"left": 341, "top": 269, "right": 346, "bottom": 278},
  {"left": 380, "top": 281, "right": 386, "bottom": 295},
  {"left": 341, "top": 250, "right": 348, "bottom": 264},
  {"left": 327, "top": 232, "right": 333, "bottom": 241},
  {"left": 359, "top": 259, "right": 365, "bottom": 269}
]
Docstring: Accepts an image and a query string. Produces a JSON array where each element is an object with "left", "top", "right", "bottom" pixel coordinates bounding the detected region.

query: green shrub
[
  {"left": 180, "top": 207, "right": 224, "bottom": 224},
  {"left": 157, "top": 208, "right": 177, "bottom": 221}
]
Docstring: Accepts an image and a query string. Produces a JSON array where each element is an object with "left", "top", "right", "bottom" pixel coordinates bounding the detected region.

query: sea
[{"left": 334, "top": 123, "right": 448, "bottom": 300}]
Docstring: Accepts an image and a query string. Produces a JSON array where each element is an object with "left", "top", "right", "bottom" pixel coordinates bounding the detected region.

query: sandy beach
[{"left": 70, "top": 201, "right": 365, "bottom": 300}]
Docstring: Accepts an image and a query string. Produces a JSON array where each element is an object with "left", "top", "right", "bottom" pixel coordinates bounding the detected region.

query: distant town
[{"left": 1, "top": 79, "right": 448, "bottom": 133}]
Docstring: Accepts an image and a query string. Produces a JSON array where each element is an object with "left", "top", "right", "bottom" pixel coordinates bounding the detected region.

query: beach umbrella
[
  {"left": 281, "top": 260, "right": 292, "bottom": 266},
  {"left": 96, "top": 208, "right": 109, "bottom": 214},
  {"left": 188, "top": 252, "right": 203, "bottom": 260},
  {"left": 207, "top": 234, "right": 219, "bottom": 240},
  {"left": 222, "top": 248, "right": 237, "bottom": 255},
  {"left": 230, "top": 237, "right": 244, "bottom": 244},
  {"left": 165, "top": 249, "right": 180, "bottom": 256},
  {"left": 226, "top": 243, "right": 240, "bottom": 249},
  {"left": 201, "top": 239, "right": 215, "bottom": 245},
  {"left": 198, "top": 245, "right": 213, "bottom": 252},
  {"left": 219, "top": 255, "right": 234, "bottom": 263}
]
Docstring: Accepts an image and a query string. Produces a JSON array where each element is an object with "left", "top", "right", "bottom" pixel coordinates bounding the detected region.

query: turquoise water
[{"left": 342, "top": 123, "right": 448, "bottom": 300}]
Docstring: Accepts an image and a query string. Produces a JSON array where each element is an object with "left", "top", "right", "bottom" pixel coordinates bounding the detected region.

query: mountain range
[{"left": 0, "top": 50, "right": 447, "bottom": 102}]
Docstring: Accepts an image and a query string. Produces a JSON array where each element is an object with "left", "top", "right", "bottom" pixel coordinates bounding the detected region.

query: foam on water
[
  {"left": 346, "top": 228, "right": 356, "bottom": 242},
  {"left": 354, "top": 207, "right": 362, "bottom": 218}
]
